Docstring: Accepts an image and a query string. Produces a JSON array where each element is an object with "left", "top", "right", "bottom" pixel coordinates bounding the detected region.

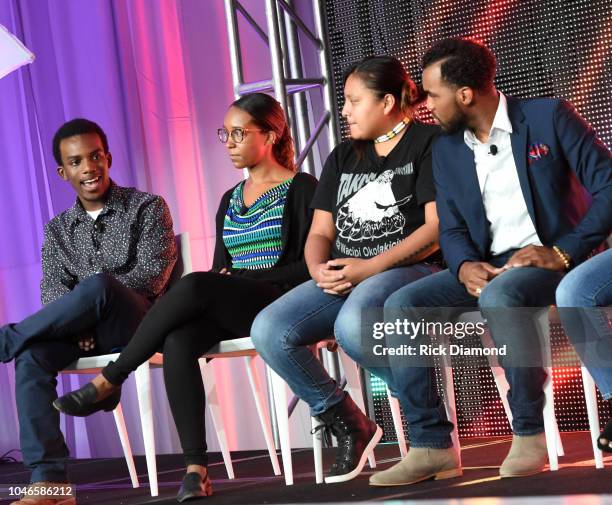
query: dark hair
[
  {"left": 231, "top": 93, "right": 296, "bottom": 171},
  {"left": 422, "top": 38, "right": 496, "bottom": 91},
  {"left": 52, "top": 118, "right": 109, "bottom": 165},
  {"left": 343, "top": 55, "right": 421, "bottom": 115}
]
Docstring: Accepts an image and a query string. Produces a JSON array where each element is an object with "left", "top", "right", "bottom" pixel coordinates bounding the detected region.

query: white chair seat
[
  {"left": 62, "top": 353, "right": 164, "bottom": 374},
  {"left": 205, "top": 336, "right": 259, "bottom": 358}
]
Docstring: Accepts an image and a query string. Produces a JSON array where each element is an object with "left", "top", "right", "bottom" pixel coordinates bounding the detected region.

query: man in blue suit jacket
[{"left": 370, "top": 38, "right": 612, "bottom": 487}]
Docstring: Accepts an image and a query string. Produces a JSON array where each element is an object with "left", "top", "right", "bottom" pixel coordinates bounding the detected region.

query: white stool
[
  {"left": 199, "top": 338, "right": 283, "bottom": 479},
  {"left": 461, "top": 309, "right": 564, "bottom": 471}
]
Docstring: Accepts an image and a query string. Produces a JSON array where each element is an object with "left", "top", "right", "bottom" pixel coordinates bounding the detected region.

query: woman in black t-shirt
[{"left": 252, "top": 56, "right": 442, "bottom": 484}]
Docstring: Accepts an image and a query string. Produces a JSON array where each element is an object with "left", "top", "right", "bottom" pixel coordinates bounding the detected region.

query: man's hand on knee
[{"left": 458, "top": 261, "right": 503, "bottom": 297}]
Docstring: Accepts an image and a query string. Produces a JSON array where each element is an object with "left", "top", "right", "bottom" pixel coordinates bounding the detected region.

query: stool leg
[
  {"left": 581, "top": 366, "right": 604, "bottom": 468},
  {"left": 543, "top": 367, "right": 559, "bottom": 471},
  {"left": 537, "top": 310, "right": 564, "bottom": 462},
  {"left": 386, "top": 388, "right": 408, "bottom": 458},
  {"left": 135, "top": 362, "right": 158, "bottom": 496},
  {"left": 244, "top": 356, "right": 281, "bottom": 475},
  {"left": 112, "top": 403, "right": 140, "bottom": 488},
  {"left": 311, "top": 416, "right": 324, "bottom": 483},
  {"left": 200, "top": 359, "right": 235, "bottom": 479},
  {"left": 270, "top": 367, "right": 293, "bottom": 485}
]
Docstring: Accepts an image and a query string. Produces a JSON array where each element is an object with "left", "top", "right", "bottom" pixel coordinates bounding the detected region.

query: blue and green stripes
[{"left": 223, "top": 179, "right": 292, "bottom": 270}]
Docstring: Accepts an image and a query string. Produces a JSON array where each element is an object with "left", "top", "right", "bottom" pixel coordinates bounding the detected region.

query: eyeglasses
[{"left": 217, "top": 127, "right": 264, "bottom": 144}]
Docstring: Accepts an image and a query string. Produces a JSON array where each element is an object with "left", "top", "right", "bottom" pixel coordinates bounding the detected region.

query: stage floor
[{"left": 1, "top": 432, "right": 611, "bottom": 504}]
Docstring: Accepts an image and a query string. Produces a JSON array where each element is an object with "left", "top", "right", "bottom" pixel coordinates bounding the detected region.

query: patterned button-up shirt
[{"left": 41, "top": 181, "right": 177, "bottom": 305}]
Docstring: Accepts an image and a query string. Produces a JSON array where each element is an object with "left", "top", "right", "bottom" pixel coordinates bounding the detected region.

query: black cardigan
[{"left": 211, "top": 172, "right": 318, "bottom": 292}]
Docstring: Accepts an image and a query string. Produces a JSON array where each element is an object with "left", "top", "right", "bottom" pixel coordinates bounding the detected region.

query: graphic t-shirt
[{"left": 310, "top": 121, "right": 440, "bottom": 259}]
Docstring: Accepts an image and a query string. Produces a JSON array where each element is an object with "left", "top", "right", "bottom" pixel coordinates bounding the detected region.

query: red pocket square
[{"left": 528, "top": 142, "right": 550, "bottom": 164}]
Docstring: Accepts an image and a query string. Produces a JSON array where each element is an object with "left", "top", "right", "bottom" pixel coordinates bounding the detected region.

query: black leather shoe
[
  {"left": 176, "top": 471, "right": 212, "bottom": 502},
  {"left": 53, "top": 382, "right": 121, "bottom": 417}
]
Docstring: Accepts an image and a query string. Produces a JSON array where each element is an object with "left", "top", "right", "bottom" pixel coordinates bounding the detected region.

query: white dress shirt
[{"left": 464, "top": 93, "right": 542, "bottom": 256}]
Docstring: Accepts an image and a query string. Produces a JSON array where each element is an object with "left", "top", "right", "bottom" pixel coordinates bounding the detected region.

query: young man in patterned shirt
[{"left": 1, "top": 118, "right": 177, "bottom": 505}]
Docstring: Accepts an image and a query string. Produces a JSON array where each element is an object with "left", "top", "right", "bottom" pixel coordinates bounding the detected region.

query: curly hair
[
  {"left": 343, "top": 55, "right": 421, "bottom": 116},
  {"left": 53, "top": 118, "right": 109, "bottom": 165},
  {"left": 422, "top": 38, "right": 496, "bottom": 91},
  {"left": 231, "top": 93, "right": 296, "bottom": 171}
]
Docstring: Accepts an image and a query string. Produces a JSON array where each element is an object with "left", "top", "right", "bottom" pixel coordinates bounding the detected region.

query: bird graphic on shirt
[{"left": 336, "top": 169, "right": 412, "bottom": 241}]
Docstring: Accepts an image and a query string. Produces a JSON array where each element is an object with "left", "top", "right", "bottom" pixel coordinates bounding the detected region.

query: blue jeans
[
  {"left": 251, "top": 264, "right": 438, "bottom": 416},
  {"left": 556, "top": 249, "right": 612, "bottom": 399},
  {"left": 384, "top": 253, "right": 564, "bottom": 447},
  {"left": 1, "top": 273, "right": 151, "bottom": 483}
]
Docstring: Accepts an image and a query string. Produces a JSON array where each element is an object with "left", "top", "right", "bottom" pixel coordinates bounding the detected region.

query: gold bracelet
[{"left": 552, "top": 246, "right": 571, "bottom": 270}]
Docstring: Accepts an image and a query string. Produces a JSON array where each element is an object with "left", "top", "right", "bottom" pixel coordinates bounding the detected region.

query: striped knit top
[{"left": 222, "top": 178, "right": 293, "bottom": 270}]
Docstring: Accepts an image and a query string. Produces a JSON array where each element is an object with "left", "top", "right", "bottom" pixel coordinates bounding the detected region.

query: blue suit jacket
[{"left": 433, "top": 97, "right": 612, "bottom": 278}]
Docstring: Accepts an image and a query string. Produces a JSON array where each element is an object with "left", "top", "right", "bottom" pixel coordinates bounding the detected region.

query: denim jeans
[
  {"left": 384, "top": 252, "right": 564, "bottom": 447},
  {"left": 556, "top": 249, "right": 612, "bottom": 399},
  {"left": 251, "top": 264, "right": 438, "bottom": 416},
  {"left": 1, "top": 273, "right": 151, "bottom": 483}
]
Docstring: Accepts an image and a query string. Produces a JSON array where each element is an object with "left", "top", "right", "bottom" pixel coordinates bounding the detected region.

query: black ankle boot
[
  {"left": 598, "top": 418, "right": 612, "bottom": 452},
  {"left": 315, "top": 394, "right": 382, "bottom": 483},
  {"left": 53, "top": 382, "right": 121, "bottom": 417}
]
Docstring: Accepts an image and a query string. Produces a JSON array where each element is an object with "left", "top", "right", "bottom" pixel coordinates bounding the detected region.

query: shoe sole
[
  {"left": 369, "top": 467, "right": 463, "bottom": 487},
  {"left": 177, "top": 491, "right": 209, "bottom": 502},
  {"left": 324, "top": 425, "right": 383, "bottom": 484},
  {"left": 52, "top": 400, "right": 98, "bottom": 417},
  {"left": 52, "top": 393, "right": 120, "bottom": 417},
  {"left": 500, "top": 468, "right": 545, "bottom": 478}
]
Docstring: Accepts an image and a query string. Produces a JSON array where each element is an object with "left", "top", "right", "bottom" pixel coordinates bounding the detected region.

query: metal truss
[{"left": 223, "top": 0, "right": 339, "bottom": 175}]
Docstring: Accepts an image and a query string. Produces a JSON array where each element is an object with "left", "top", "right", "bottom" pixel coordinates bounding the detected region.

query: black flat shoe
[
  {"left": 176, "top": 471, "right": 213, "bottom": 502},
  {"left": 597, "top": 419, "right": 612, "bottom": 452},
  {"left": 53, "top": 382, "right": 121, "bottom": 417}
]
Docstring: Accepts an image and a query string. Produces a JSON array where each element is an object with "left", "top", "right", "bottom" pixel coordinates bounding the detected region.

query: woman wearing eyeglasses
[{"left": 54, "top": 92, "right": 317, "bottom": 501}]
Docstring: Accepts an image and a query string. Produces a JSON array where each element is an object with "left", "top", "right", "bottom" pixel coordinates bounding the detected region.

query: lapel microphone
[{"left": 488, "top": 144, "right": 498, "bottom": 156}]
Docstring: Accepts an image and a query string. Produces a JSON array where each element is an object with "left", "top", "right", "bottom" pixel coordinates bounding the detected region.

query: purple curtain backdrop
[{"left": 0, "top": 0, "right": 319, "bottom": 462}]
